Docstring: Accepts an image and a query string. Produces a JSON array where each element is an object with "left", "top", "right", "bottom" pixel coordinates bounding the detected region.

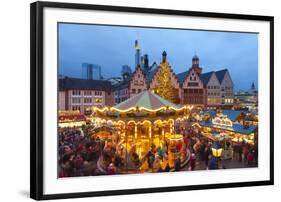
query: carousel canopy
[{"left": 114, "top": 90, "right": 181, "bottom": 111}]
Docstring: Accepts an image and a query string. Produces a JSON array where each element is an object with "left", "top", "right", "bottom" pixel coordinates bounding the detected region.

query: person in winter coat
[{"left": 247, "top": 152, "right": 254, "bottom": 165}]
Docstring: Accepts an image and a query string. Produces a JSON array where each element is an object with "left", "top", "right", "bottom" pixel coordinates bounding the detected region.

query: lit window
[{"left": 95, "top": 98, "right": 102, "bottom": 103}]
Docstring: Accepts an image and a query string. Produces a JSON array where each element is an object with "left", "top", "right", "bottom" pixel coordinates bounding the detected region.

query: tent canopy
[{"left": 114, "top": 90, "right": 181, "bottom": 111}]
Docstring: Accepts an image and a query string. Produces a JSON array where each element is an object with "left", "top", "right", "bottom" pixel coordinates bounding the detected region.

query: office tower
[
  {"left": 82, "top": 63, "right": 102, "bottom": 80},
  {"left": 135, "top": 40, "right": 141, "bottom": 68},
  {"left": 121, "top": 65, "right": 132, "bottom": 80}
]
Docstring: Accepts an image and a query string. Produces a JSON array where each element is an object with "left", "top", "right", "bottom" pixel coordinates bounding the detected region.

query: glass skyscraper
[{"left": 82, "top": 63, "right": 102, "bottom": 80}]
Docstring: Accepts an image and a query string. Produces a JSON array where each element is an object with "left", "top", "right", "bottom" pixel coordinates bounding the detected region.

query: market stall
[
  {"left": 192, "top": 113, "right": 257, "bottom": 145},
  {"left": 58, "top": 110, "right": 87, "bottom": 128}
]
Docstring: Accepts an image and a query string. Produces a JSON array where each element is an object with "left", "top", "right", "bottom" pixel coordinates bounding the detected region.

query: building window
[
  {"left": 95, "top": 98, "right": 102, "bottom": 103},
  {"left": 84, "top": 90, "right": 92, "bottom": 96},
  {"left": 187, "top": 82, "right": 199, "bottom": 87},
  {"left": 72, "top": 98, "right": 80, "bottom": 104},
  {"left": 84, "top": 98, "right": 92, "bottom": 103},
  {"left": 95, "top": 91, "right": 102, "bottom": 96},
  {"left": 72, "top": 90, "right": 81, "bottom": 95},
  {"left": 138, "top": 89, "right": 141, "bottom": 93},
  {"left": 72, "top": 106, "right": 80, "bottom": 111},
  {"left": 132, "top": 89, "right": 136, "bottom": 94}
]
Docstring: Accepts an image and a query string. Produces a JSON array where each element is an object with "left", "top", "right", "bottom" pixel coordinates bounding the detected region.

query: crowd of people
[
  {"left": 58, "top": 124, "right": 258, "bottom": 178},
  {"left": 58, "top": 127, "right": 111, "bottom": 177},
  {"left": 58, "top": 125, "right": 190, "bottom": 177},
  {"left": 177, "top": 126, "right": 258, "bottom": 170}
]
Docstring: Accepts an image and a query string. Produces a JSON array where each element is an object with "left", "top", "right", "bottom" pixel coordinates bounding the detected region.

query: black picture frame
[{"left": 30, "top": 1, "right": 274, "bottom": 200}]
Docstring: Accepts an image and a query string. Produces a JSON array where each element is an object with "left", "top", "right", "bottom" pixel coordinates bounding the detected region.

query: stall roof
[
  {"left": 200, "top": 110, "right": 217, "bottom": 117},
  {"left": 199, "top": 121, "right": 257, "bottom": 135},
  {"left": 222, "top": 110, "right": 245, "bottom": 121}
]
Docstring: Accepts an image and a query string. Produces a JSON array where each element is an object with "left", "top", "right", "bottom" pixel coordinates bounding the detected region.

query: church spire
[
  {"left": 162, "top": 51, "right": 167, "bottom": 63},
  {"left": 192, "top": 53, "right": 199, "bottom": 68},
  {"left": 191, "top": 53, "right": 202, "bottom": 74},
  {"left": 251, "top": 82, "right": 255, "bottom": 90}
]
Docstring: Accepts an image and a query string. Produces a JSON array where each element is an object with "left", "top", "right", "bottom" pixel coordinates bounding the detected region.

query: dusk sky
[{"left": 58, "top": 23, "right": 258, "bottom": 91}]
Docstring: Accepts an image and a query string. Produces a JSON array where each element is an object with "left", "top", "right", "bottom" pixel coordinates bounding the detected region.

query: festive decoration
[
  {"left": 91, "top": 91, "right": 192, "bottom": 170},
  {"left": 154, "top": 59, "right": 179, "bottom": 103},
  {"left": 212, "top": 113, "right": 233, "bottom": 127}
]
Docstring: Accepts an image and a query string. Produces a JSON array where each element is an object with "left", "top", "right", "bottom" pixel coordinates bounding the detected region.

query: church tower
[
  {"left": 251, "top": 82, "right": 256, "bottom": 90},
  {"left": 191, "top": 54, "right": 202, "bottom": 74},
  {"left": 192, "top": 54, "right": 199, "bottom": 67}
]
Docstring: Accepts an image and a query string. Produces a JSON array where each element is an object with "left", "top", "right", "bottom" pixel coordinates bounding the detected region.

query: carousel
[{"left": 91, "top": 90, "right": 193, "bottom": 173}]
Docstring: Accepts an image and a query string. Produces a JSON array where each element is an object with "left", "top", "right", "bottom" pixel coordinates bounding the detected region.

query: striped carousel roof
[{"left": 113, "top": 90, "right": 181, "bottom": 111}]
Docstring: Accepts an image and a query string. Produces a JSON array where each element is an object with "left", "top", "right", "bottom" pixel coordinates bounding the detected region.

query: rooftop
[
  {"left": 215, "top": 69, "right": 228, "bottom": 84},
  {"left": 200, "top": 71, "right": 214, "bottom": 85},
  {"left": 176, "top": 70, "right": 190, "bottom": 83},
  {"left": 199, "top": 121, "right": 257, "bottom": 135},
  {"left": 59, "top": 77, "right": 112, "bottom": 92},
  {"left": 114, "top": 90, "right": 181, "bottom": 111},
  {"left": 222, "top": 110, "right": 245, "bottom": 121}
]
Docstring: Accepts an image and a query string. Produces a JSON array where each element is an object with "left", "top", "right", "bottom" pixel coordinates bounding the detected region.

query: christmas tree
[{"left": 154, "top": 53, "right": 179, "bottom": 103}]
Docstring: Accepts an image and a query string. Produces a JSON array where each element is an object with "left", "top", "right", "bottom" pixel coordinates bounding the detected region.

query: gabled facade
[
  {"left": 177, "top": 55, "right": 205, "bottom": 106},
  {"left": 215, "top": 69, "right": 234, "bottom": 106},
  {"left": 128, "top": 66, "right": 147, "bottom": 97},
  {"left": 111, "top": 40, "right": 234, "bottom": 109},
  {"left": 114, "top": 66, "right": 147, "bottom": 104},
  {"left": 200, "top": 71, "right": 221, "bottom": 108}
]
